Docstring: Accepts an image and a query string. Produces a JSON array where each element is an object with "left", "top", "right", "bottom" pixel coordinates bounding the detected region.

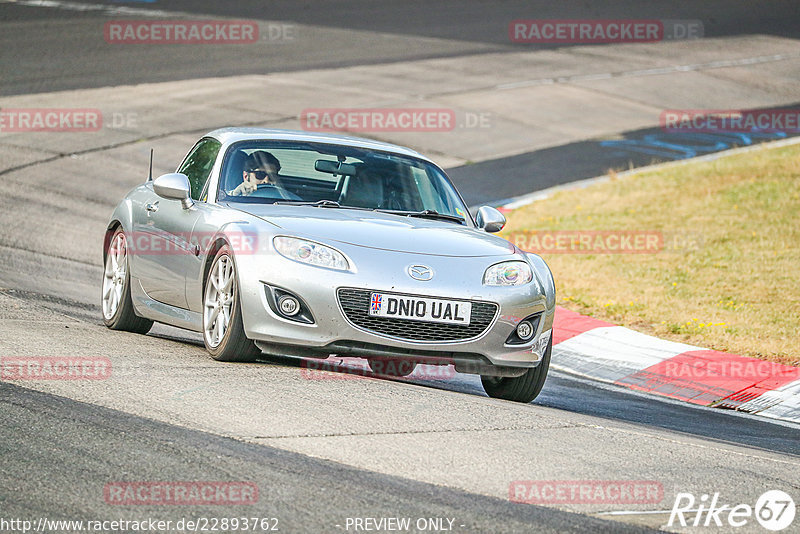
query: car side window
[{"left": 177, "top": 138, "right": 222, "bottom": 200}]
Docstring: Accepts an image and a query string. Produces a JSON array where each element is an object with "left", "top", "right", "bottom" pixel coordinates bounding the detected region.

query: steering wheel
[
  {"left": 251, "top": 182, "right": 302, "bottom": 201},
  {"left": 384, "top": 190, "right": 405, "bottom": 211}
]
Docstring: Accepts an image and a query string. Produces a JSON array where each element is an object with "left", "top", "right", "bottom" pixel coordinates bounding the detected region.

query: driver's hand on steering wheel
[{"left": 230, "top": 179, "right": 258, "bottom": 196}]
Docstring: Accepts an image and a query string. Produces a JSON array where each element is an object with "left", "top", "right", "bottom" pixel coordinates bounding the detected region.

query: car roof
[{"left": 206, "top": 128, "right": 433, "bottom": 162}]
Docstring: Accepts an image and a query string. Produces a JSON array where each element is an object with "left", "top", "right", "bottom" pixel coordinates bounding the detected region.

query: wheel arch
[
  {"left": 202, "top": 237, "right": 233, "bottom": 295},
  {"left": 102, "top": 220, "right": 123, "bottom": 263},
  {"left": 103, "top": 198, "right": 135, "bottom": 262},
  {"left": 201, "top": 221, "right": 257, "bottom": 295}
]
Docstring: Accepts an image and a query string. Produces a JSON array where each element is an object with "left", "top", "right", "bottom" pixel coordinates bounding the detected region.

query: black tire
[
  {"left": 367, "top": 358, "right": 417, "bottom": 377},
  {"left": 481, "top": 336, "right": 551, "bottom": 403},
  {"left": 102, "top": 228, "right": 153, "bottom": 335},
  {"left": 203, "top": 246, "right": 260, "bottom": 362}
]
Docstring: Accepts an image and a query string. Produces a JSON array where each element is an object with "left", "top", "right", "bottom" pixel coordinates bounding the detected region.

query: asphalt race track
[
  {"left": 1, "top": 1, "right": 800, "bottom": 533},
  {"left": 3, "top": 0, "right": 799, "bottom": 96},
  {"left": 1, "top": 383, "right": 651, "bottom": 533}
]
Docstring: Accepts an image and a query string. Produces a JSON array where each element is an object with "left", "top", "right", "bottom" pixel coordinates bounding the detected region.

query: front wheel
[
  {"left": 481, "top": 336, "right": 551, "bottom": 403},
  {"left": 202, "top": 247, "right": 260, "bottom": 362},
  {"left": 101, "top": 228, "right": 153, "bottom": 334}
]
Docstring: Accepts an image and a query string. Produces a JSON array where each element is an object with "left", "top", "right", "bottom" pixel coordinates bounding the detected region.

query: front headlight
[
  {"left": 273, "top": 236, "right": 349, "bottom": 271},
  {"left": 483, "top": 261, "right": 533, "bottom": 286}
]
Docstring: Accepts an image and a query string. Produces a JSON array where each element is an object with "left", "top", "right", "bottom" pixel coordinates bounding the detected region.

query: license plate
[{"left": 368, "top": 293, "right": 471, "bottom": 326}]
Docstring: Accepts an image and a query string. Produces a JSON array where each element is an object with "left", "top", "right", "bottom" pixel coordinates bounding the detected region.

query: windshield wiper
[
  {"left": 381, "top": 209, "right": 466, "bottom": 224},
  {"left": 271, "top": 199, "right": 371, "bottom": 210},
  {"left": 270, "top": 202, "right": 465, "bottom": 223}
]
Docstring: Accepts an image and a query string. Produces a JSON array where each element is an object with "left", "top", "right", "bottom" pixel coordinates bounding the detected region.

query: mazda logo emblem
[{"left": 408, "top": 264, "right": 434, "bottom": 281}]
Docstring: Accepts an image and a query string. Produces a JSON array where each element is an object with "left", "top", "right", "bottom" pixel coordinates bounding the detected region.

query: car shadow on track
[
  {"left": 147, "top": 328, "right": 800, "bottom": 457},
  {"left": 260, "top": 353, "right": 800, "bottom": 457}
]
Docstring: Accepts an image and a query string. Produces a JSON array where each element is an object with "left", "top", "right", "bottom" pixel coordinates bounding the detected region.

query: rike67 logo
[{"left": 669, "top": 490, "right": 795, "bottom": 531}]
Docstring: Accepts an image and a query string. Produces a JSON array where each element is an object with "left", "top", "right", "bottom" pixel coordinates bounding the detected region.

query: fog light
[
  {"left": 516, "top": 320, "right": 534, "bottom": 341},
  {"left": 278, "top": 295, "right": 300, "bottom": 316}
]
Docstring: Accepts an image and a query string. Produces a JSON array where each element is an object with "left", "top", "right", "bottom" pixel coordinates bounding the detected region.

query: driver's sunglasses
[{"left": 247, "top": 170, "right": 269, "bottom": 180}]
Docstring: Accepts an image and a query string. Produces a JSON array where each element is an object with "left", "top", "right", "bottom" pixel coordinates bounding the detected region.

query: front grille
[{"left": 337, "top": 288, "right": 498, "bottom": 343}]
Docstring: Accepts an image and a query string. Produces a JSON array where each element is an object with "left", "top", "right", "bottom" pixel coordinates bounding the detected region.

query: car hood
[{"left": 231, "top": 204, "right": 515, "bottom": 257}]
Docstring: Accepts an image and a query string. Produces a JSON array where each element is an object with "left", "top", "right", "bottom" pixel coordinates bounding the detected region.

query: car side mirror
[
  {"left": 153, "top": 173, "right": 194, "bottom": 209},
  {"left": 476, "top": 206, "right": 506, "bottom": 233}
]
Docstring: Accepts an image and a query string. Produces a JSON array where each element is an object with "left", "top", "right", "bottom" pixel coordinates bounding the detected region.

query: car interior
[{"left": 218, "top": 146, "right": 428, "bottom": 212}]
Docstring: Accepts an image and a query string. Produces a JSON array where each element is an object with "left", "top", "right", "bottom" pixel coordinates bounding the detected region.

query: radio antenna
[{"left": 148, "top": 148, "right": 154, "bottom": 181}]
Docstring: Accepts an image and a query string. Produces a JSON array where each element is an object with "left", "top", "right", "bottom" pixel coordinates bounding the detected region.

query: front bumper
[{"left": 235, "top": 242, "right": 555, "bottom": 369}]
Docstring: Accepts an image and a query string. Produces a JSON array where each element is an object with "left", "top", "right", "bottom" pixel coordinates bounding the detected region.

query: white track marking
[
  {"left": 553, "top": 326, "right": 700, "bottom": 382},
  {"left": 1, "top": 0, "right": 187, "bottom": 17}
]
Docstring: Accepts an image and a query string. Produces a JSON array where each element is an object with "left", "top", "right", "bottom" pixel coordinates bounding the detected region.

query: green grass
[{"left": 500, "top": 142, "right": 800, "bottom": 366}]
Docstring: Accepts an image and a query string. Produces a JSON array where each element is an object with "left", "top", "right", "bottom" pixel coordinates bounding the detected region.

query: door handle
[{"left": 145, "top": 202, "right": 159, "bottom": 213}]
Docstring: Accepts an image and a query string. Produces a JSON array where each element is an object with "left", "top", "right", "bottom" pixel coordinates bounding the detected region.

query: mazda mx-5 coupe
[{"left": 102, "top": 128, "right": 556, "bottom": 402}]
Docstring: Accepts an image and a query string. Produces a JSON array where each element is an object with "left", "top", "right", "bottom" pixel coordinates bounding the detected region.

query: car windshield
[{"left": 217, "top": 141, "right": 470, "bottom": 223}]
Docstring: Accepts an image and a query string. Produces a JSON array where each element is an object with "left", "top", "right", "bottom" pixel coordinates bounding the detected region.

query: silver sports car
[{"left": 102, "top": 128, "right": 556, "bottom": 402}]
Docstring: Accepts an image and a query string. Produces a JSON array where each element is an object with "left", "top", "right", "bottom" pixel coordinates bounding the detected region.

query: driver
[{"left": 230, "top": 151, "right": 282, "bottom": 196}]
